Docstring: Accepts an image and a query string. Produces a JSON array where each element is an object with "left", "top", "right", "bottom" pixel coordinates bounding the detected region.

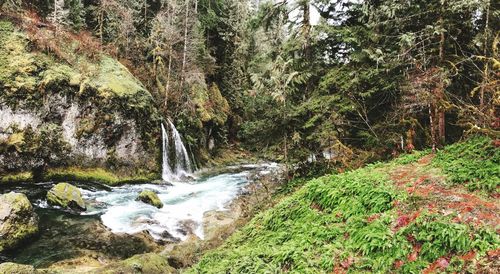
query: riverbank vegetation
[{"left": 190, "top": 137, "right": 499, "bottom": 273}]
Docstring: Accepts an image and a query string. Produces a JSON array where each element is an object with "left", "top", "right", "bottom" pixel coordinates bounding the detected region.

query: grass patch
[
  {"left": 432, "top": 136, "right": 499, "bottom": 193},
  {"left": 188, "top": 151, "right": 499, "bottom": 273}
]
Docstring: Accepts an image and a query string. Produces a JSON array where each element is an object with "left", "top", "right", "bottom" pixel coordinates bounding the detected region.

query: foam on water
[{"left": 80, "top": 165, "right": 275, "bottom": 240}]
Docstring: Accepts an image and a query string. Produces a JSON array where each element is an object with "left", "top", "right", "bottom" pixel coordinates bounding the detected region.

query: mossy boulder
[
  {"left": 166, "top": 234, "right": 202, "bottom": 268},
  {"left": 47, "top": 183, "right": 86, "bottom": 211},
  {"left": 0, "top": 262, "right": 36, "bottom": 274},
  {"left": 0, "top": 192, "right": 39, "bottom": 252},
  {"left": 0, "top": 20, "right": 161, "bottom": 175},
  {"left": 96, "top": 253, "right": 175, "bottom": 274},
  {"left": 136, "top": 190, "right": 163, "bottom": 208}
]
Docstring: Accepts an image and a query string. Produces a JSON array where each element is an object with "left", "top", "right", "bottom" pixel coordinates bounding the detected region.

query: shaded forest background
[{"left": 1, "top": 0, "right": 498, "bottom": 170}]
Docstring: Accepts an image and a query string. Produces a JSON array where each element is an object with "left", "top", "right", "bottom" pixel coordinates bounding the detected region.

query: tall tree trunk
[
  {"left": 283, "top": 100, "right": 289, "bottom": 181},
  {"left": 301, "top": 0, "right": 311, "bottom": 60},
  {"left": 437, "top": 10, "right": 446, "bottom": 145},
  {"left": 479, "top": 0, "right": 490, "bottom": 126},
  {"left": 165, "top": 47, "right": 173, "bottom": 107},
  {"left": 429, "top": 103, "right": 437, "bottom": 153},
  {"left": 98, "top": 8, "right": 104, "bottom": 44},
  {"left": 301, "top": 0, "right": 312, "bottom": 98},
  {"left": 181, "top": 0, "right": 190, "bottom": 87}
]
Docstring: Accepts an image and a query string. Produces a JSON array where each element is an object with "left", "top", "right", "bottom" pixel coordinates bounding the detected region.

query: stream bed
[{"left": 0, "top": 162, "right": 279, "bottom": 268}]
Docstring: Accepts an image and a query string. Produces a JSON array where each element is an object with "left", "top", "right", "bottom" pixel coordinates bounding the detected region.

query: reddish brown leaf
[
  {"left": 436, "top": 258, "right": 449, "bottom": 268},
  {"left": 340, "top": 257, "right": 354, "bottom": 269},
  {"left": 408, "top": 251, "right": 418, "bottom": 262},
  {"left": 394, "top": 260, "right": 404, "bottom": 269}
]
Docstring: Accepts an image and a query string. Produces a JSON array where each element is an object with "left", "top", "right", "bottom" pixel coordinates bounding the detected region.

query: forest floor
[
  {"left": 390, "top": 154, "right": 499, "bottom": 229},
  {"left": 389, "top": 154, "right": 499, "bottom": 272}
]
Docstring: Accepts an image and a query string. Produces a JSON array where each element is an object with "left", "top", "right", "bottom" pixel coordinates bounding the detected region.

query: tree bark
[
  {"left": 301, "top": 1, "right": 312, "bottom": 98},
  {"left": 437, "top": 10, "right": 446, "bottom": 145},
  {"left": 301, "top": 0, "right": 311, "bottom": 60},
  {"left": 429, "top": 103, "right": 437, "bottom": 153},
  {"left": 479, "top": 0, "right": 490, "bottom": 126},
  {"left": 165, "top": 47, "right": 173, "bottom": 107},
  {"left": 181, "top": 0, "right": 190, "bottom": 87}
]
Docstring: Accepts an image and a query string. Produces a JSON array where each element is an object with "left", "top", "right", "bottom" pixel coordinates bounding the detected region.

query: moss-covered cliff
[{"left": 0, "top": 19, "right": 161, "bottom": 181}]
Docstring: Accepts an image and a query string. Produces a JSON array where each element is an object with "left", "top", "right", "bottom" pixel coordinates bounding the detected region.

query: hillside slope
[
  {"left": 0, "top": 18, "right": 161, "bottom": 182},
  {"left": 189, "top": 137, "right": 499, "bottom": 273}
]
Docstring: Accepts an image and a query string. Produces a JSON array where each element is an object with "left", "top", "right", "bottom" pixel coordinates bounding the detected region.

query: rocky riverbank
[{"left": 0, "top": 163, "right": 285, "bottom": 273}]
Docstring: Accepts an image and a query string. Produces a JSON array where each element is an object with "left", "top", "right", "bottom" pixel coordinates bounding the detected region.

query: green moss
[
  {"left": 0, "top": 172, "right": 33, "bottom": 184},
  {"left": 0, "top": 168, "right": 158, "bottom": 185},
  {"left": 89, "top": 56, "right": 147, "bottom": 97},
  {"left": 46, "top": 182, "right": 86, "bottom": 210},
  {"left": 96, "top": 253, "right": 175, "bottom": 274},
  {"left": 0, "top": 20, "right": 39, "bottom": 92},
  {"left": 136, "top": 190, "right": 163, "bottom": 208},
  {"left": 0, "top": 262, "right": 36, "bottom": 274},
  {"left": 40, "top": 63, "right": 79, "bottom": 88},
  {"left": 192, "top": 83, "right": 230, "bottom": 126},
  {"left": 44, "top": 167, "right": 157, "bottom": 186},
  {"left": 0, "top": 192, "right": 39, "bottom": 252}
]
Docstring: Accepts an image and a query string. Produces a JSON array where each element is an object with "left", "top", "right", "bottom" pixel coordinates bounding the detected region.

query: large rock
[
  {"left": 0, "top": 20, "right": 161, "bottom": 175},
  {"left": 0, "top": 262, "right": 36, "bottom": 274},
  {"left": 0, "top": 192, "right": 39, "bottom": 252},
  {"left": 136, "top": 190, "right": 163, "bottom": 208},
  {"left": 47, "top": 183, "right": 86, "bottom": 211}
]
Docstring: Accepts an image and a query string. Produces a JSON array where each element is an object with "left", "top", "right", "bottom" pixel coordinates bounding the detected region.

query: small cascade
[
  {"left": 161, "top": 123, "right": 174, "bottom": 181},
  {"left": 168, "top": 119, "right": 193, "bottom": 174},
  {"left": 161, "top": 119, "right": 194, "bottom": 181}
]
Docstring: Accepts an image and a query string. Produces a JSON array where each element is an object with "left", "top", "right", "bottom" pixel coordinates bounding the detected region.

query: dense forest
[
  {"left": 2, "top": 0, "right": 498, "bottom": 166},
  {"left": 0, "top": 0, "right": 498, "bottom": 273}
]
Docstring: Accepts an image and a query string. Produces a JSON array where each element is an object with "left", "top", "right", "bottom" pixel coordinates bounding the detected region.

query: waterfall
[
  {"left": 161, "top": 123, "right": 174, "bottom": 181},
  {"left": 161, "top": 119, "right": 193, "bottom": 181}
]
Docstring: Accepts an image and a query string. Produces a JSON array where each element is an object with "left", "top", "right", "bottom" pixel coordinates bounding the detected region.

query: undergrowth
[
  {"left": 391, "top": 149, "right": 430, "bottom": 165},
  {"left": 432, "top": 136, "right": 499, "bottom": 192},
  {"left": 189, "top": 159, "right": 499, "bottom": 273}
]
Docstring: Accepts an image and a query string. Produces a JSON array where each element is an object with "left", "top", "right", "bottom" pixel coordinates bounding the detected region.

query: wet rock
[
  {"left": 133, "top": 216, "right": 160, "bottom": 226},
  {"left": 47, "top": 183, "right": 86, "bottom": 211},
  {"left": 136, "top": 190, "right": 163, "bottom": 208},
  {"left": 152, "top": 179, "right": 173, "bottom": 186},
  {"left": 0, "top": 192, "right": 39, "bottom": 252},
  {"left": 167, "top": 234, "right": 202, "bottom": 268},
  {"left": 176, "top": 219, "right": 197, "bottom": 236},
  {"left": 0, "top": 262, "right": 36, "bottom": 274},
  {"left": 159, "top": 230, "right": 181, "bottom": 243}
]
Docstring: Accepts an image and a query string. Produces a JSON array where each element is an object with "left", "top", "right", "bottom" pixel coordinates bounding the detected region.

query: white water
[
  {"left": 161, "top": 123, "right": 174, "bottom": 179},
  {"left": 80, "top": 163, "right": 278, "bottom": 240},
  {"left": 162, "top": 120, "right": 193, "bottom": 181}
]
